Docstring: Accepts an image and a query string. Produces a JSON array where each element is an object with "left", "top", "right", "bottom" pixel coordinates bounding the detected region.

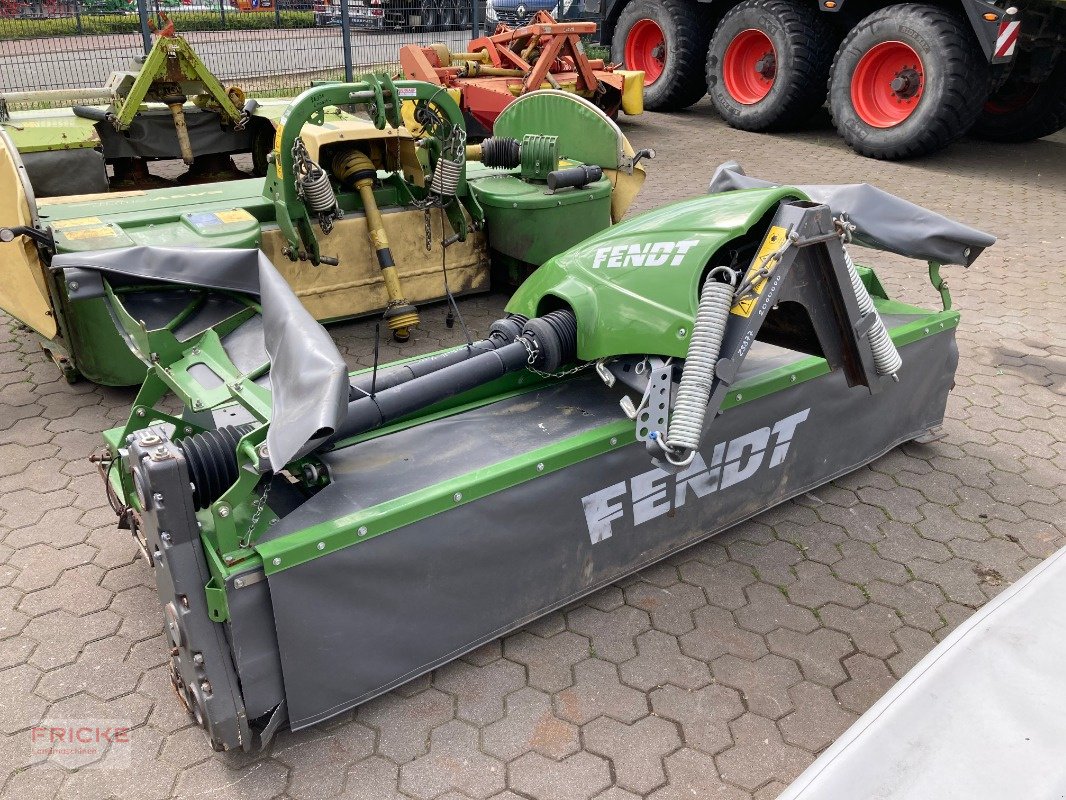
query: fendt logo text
[
  {"left": 591, "top": 240, "right": 700, "bottom": 269},
  {"left": 581, "top": 409, "right": 811, "bottom": 544}
]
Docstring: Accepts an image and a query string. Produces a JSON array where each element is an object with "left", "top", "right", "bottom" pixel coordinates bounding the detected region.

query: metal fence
[{"left": 0, "top": 0, "right": 600, "bottom": 97}]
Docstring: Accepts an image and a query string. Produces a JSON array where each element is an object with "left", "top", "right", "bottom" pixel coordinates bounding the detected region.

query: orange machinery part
[{"left": 399, "top": 11, "right": 626, "bottom": 132}]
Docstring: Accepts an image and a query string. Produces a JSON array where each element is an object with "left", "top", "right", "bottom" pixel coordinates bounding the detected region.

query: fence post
[
  {"left": 471, "top": 0, "right": 479, "bottom": 37},
  {"left": 340, "top": 0, "right": 354, "bottom": 81},
  {"left": 136, "top": 0, "right": 153, "bottom": 54},
  {"left": 274, "top": 0, "right": 281, "bottom": 27},
  {"left": 74, "top": 0, "right": 83, "bottom": 34},
  {"left": 219, "top": 0, "right": 227, "bottom": 27}
]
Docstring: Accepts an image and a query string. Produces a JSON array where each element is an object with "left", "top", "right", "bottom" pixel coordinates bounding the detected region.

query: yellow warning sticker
[
  {"left": 53, "top": 216, "right": 102, "bottom": 230},
  {"left": 731, "top": 225, "right": 788, "bottom": 318},
  {"left": 215, "top": 209, "right": 256, "bottom": 224},
  {"left": 63, "top": 226, "right": 117, "bottom": 240}
]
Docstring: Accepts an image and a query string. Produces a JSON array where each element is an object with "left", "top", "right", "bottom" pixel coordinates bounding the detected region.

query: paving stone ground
[{"left": 1, "top": 104, "right": 1064, "bottom": 799}]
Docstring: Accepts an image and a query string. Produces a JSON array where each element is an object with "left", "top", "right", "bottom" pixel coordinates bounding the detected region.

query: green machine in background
[{"left": 0, "top": 79, "right": 649, "bottom": 385}]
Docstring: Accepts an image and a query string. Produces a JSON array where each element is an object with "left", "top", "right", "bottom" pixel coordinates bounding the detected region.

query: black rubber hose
[
  {"left": 177, "top": 424, "right": 255, "bottom": 510},
  {"left": 331, "top": 342, "right": 530, "bottom": 443},
  {"left": 347, "top": 314, "right": 528, "bottom": 399},
  {"left": 72, "top": 105, "right": 109, "bottom": 121},
  {"left": 327, "top": 311, "right": 575, "bottom": 445},
  {"left": 547, "top": 165, "right": 603, "bottom": 191}
]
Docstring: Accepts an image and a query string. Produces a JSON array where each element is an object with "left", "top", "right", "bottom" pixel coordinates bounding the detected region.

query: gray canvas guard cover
[
  {"left": 779, "top": 544, "right": 1066, "bottom": 800},
  {"left": 708, "top": 162, "right": 995, "bottom": 266},
  {"left": 50, "top": 247, "right": 348, "bottom": 469}
]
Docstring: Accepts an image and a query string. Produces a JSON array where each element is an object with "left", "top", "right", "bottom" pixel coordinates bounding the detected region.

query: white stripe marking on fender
[{"left": 995, "top": 20, "right": 1020, "bottom": 58}]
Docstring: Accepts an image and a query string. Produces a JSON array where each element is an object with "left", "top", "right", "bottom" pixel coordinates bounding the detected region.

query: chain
[
  {"left": 424, "top": 207, "right": 433, "bottom": 251},
  {"left": 292, "top": 138, "right": 311, "bottom": 200},
  {"left": 240, "top": 480, "right": 271, "bottom": 548},
  {"left": 519, "top": 336, "right": 595, "bottom": 379},
  {"left": 734, "top": 238, "right": 792, "bottom": 303}
]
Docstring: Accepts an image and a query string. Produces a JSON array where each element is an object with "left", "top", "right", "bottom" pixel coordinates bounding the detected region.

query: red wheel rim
[
  {"left": 851, "top": 41, "right": 924, "bottom": 128},
  {"left": 625, "top": 19, "right": 666, "bottom": 85},
  {"left": 722, "top": 29, "right": 776, "bottom": 104},
  {"left": 984, "top": 82, "right": 1039, "bottom": 115}
]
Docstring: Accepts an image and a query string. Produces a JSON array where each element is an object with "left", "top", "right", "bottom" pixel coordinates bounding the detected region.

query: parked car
[
  {"left": 483, "top": 0, "right": 595, "bottom": 32},
  {"left": 313, "top": 0, "right": 474, "bottom": 29}
]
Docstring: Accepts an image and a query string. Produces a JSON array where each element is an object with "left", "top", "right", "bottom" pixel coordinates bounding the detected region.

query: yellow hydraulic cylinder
[{"left": 333, "top": 150, "right": 419, "bottom": 341}]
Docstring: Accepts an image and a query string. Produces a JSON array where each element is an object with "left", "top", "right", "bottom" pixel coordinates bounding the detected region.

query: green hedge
[{"left": 0, "top": 10, "right": 315, "bottom": 39}]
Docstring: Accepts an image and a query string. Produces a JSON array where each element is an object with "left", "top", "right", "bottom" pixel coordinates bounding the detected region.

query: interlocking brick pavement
[{"left": 1, "top": 104, "right": 1064, "bottom": 798}]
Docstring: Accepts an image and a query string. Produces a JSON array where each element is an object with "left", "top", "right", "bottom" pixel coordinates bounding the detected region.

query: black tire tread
[
  {"left": 708, "top": 0, "right": 836, "bottom": 131},
  {"left": 613, "top": 0, "right": 713, "bottom": 111},
  {"left": 972, "top": 55, "right": 1066, "bottom": 142},
  {"left": 829, "top": 4, "right": 988, "bottom": 160}
]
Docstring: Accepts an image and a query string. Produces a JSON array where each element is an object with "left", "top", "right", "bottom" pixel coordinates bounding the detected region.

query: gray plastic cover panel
[
  {"left": 708, "top": 162, "right": 995, "bottom": 266},
  {"left": 49, "top": 246, "right": 347, "bottom": 469},
  {"left": 779, "top": 544, "right": 1066, "bottom": 800}
]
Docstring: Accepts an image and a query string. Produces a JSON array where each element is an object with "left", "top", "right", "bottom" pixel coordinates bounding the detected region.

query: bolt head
[
  {"left": 317, "top": 541, "right": 325, "bottom": 550},
  {"left": 152, "top": 492, "right": 163, "bottom": 503},
  {"left": 453, "top": 492, "right": 463, "bottom": 502},
  {"left": 272, "top": 557, "right": 281, "bottom": 566},
  {"left": 735, "top": 393, "right": 743, "bottom": 401},
  {"left": 234, "top": 578, "right": 244, "bottom": 588},
  {"left": 136, "top": 408, "right": 146, "bottom": 417},
  {"left": 536, "top": 462, "right": 544, "bottom": 472},
  {"left": 610, "top": 437, "right": 618, "bottom": 446},
  {"left": 192, "top": 653, "right": 204, "bottom": 665},
  {"left": 357, "top": 526, "right": 368, "bottom": 537},
  {"left": 217, "top": 505, "right": 230, "bottom": 518}
]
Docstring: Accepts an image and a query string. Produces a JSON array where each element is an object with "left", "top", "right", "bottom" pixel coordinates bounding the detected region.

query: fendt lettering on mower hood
[
  {"left": 582, "top": 408, "right": 811, "bottom": 543},
  {"left": 591, "top": 239, "right": 700, "bottom": 269}
]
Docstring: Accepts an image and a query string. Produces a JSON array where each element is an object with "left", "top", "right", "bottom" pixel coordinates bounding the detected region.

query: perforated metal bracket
[{"left": 634, "top": 358, "right": 673, "bottom": 444}]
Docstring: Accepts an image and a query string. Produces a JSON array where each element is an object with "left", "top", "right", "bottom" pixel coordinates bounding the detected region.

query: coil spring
[
  {"left": 666, "top": 269, "right": 736, "bottom": 466},
  {"left": 429, "top": 157, "right": 462, "bottom": 197},
  {"left": 842, "top": 246, "right": 902, "bottom": 378},
  {"left": 298, "top": 163, "right": 338, "bottom": 214}
]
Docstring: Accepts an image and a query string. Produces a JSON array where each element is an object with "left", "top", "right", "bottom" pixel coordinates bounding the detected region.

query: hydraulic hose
[
  {"left": 333, "top": 149, "right": 419, "bottom": 341},
  {"left": 665, "top": 268, "right": 736, "bottom": 467},
  {"left": 841, "top": 245, "right": 902, "bottom": 379}
]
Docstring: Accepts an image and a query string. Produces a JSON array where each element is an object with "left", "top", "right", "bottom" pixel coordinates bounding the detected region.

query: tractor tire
[
  {"left": 456, "top": 0, "right": 471, "bottom": 30},
  {"left": 440, "top": 0, "right": 458, "bottom": 30},
  {"left": 419, "top": 0, "right": 442, "bottom": 31},
  {"left": 706, "top": 0, "right": 835, "bottom": 131},
  {"left": 612, "top": 0, "right": 713, "bottom": 111},
  {"left": 972, "top": 53, "right": 1066, "bottom": 142},
  {"left": 828, "top": 4, "right": 988, "bottom": 160}
]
